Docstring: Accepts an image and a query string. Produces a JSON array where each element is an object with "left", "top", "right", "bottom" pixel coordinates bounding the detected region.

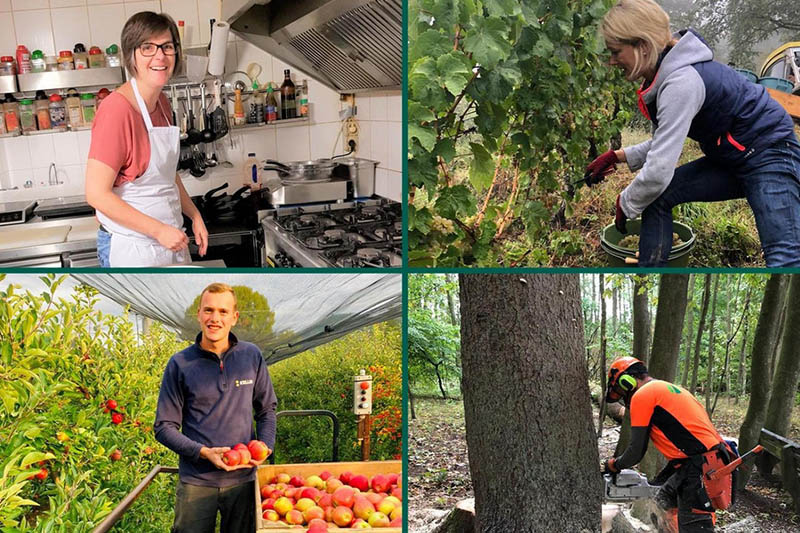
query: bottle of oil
[{"left": 280, "top": 69, "right": 296, "bottom": 119}]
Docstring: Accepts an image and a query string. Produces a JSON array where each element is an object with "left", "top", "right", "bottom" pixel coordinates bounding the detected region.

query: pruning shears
[{"left": 572, "top": 171, "right": 593, "bottom": 186}]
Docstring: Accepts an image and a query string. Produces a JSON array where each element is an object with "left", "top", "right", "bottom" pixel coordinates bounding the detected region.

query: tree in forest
[
  {"left": 705, "top": 276, "right": 720, "bottom": 411},
  {"left": 460, "top": 274, "right": 600, "bottom": 532},
  {"left": 632, "top": 275, "right": 651, "bottom": 361},
  {"left": 760, "top": 274, "right": 800, "bottom": 474},
  {"left": 737, "top": 274, "right": 788, "bottom": 488},
  {"left": 680, "top": 274, "right": 695, "bottom": 387},
  {"left": 690, "top": 274, "right": 712, "bottom": 394}
]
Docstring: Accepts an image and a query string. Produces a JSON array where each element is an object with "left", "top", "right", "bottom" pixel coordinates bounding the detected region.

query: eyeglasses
[{"left": 138, "top": 42, "right": 177, "bottom": 56}]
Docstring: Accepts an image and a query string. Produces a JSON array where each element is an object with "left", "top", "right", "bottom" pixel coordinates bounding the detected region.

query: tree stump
[{"left": 431, "top": 499, "right": 475, "bottom": 533}]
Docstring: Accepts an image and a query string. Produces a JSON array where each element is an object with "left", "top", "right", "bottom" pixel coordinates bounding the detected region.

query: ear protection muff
[{"left": 618, "top": 374, "right": 637, "bottom": 392}]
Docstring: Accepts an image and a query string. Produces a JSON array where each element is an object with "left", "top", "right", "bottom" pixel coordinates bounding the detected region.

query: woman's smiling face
[
  {"left": 134, "top": 29, "right": 175, "bottom": 87},
  {"left": 607, "top": 41, "right": 639, "bottom": 80}
]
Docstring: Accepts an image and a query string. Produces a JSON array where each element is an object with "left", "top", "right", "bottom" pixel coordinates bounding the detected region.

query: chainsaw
[{"left": 604, "top": 469, "right": 661, "bottom": 502}]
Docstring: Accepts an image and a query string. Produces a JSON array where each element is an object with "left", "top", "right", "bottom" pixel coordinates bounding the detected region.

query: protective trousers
[{"left": 654, "top": 460, "right": 715, "bottom": 533}]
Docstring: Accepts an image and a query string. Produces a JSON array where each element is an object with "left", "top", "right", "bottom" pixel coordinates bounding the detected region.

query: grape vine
[{"left": 408, "top": 0, "right": 636, "bottom": 266}]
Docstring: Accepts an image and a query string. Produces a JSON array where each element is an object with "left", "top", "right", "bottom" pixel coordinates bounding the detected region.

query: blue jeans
[
  {"left": 96, "top": 228, "right": 110, "bottom": 268},
  {"left": 172, "top": 480, "right": 254, "bottom": 533},
  {"left": 639, "top": 138, "right": 800, "bottom": 267}
]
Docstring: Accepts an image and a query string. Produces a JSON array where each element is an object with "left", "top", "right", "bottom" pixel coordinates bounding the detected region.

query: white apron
[{"left": 97, "top": 77, "right": 190, "bottom": 267}]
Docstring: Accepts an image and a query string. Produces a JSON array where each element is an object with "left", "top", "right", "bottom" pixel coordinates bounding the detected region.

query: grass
[{"left": 491, "top": 127, "right": 765, "bottom": 267}]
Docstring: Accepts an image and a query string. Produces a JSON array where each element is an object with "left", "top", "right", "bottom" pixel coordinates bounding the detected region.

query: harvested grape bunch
[{"left": 618, "top": 233, "right": 684, "bottom": 249}]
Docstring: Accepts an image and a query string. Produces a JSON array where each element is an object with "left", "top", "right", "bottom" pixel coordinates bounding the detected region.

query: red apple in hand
[
  {"left": 248, "top": 440, "right": 270, "bottom": 461},
  {"left": 233, "top": 443, "right": 251, "bottom": 463},
  {"left": 222, "top": 450, "right": 241, "bottom": 466}
]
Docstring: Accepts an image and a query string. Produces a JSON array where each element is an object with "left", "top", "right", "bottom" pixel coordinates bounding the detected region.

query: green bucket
[
  {"left": 600, "top": 220, "right": 696, "bottom": 267},
  {"left": 734, "top": 69, "right": 758, "bottom": 83},
  {"left": 758, "top": 77, "right": 794, "bottom": 93}
]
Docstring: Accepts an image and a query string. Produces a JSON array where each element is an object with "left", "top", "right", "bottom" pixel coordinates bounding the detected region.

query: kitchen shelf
[
  {"left": 229, "top": 117, "right": 309, "bottom": 132},
  {"left": 0, "top": 75, "right": 17, "bottom": 93},
  {"left": 17, "top": 67, "right": 124, "bottom": 92}
]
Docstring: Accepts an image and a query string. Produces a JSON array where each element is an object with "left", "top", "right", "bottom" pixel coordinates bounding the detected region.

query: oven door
[{"left": 189, "top": 228, "right": 262, "bottom": 267}]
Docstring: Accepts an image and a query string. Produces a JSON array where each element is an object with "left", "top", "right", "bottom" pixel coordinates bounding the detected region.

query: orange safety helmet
[{"left": 606, "top": 356, "right": 645, "bottom": 402}]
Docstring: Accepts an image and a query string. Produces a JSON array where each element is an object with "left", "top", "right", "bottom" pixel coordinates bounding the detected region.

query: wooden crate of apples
[{"left": 255, "top": 461, "right": 402, "bottom": 532}]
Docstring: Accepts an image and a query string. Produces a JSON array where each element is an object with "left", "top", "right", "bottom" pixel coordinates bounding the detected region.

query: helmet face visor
[{"left": 605, "top": 382, "right": 624, "bottom": 403}]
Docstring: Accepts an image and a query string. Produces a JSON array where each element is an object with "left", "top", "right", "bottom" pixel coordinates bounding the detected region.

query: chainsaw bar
[{"left": 604, "top": 469, "right": 662, "bottom": 502}]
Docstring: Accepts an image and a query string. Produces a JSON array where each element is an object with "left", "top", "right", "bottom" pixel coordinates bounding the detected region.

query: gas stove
[{"left": 260, "top": 200, "right": 402, "bottom": 268}]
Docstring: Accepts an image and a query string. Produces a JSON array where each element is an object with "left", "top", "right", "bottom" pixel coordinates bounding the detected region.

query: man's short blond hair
[
  {"left": 200, "top": 283, "right": 237, "bottom": 310},
  {"left": 602, "top": 0, "right": 673, "bottom": 80}
]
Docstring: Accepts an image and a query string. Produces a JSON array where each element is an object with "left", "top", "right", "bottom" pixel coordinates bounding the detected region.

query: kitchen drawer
[
  {"left": 0, "top": 255, "right": 62, "bottom": 268},
  {"left": 63, "top": 250, "right": 99, "bottom": 268}
]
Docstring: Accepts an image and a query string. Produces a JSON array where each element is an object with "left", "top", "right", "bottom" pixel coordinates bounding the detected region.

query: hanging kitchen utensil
[
  {"left": 185, "top": 85, "right": 203, "bottom": 145},
  {"left": 211, "top": 78, "right": 228, "bottom": 139},
  {"left": 200, "top": 83, "right": 215, "bottom": 143}
]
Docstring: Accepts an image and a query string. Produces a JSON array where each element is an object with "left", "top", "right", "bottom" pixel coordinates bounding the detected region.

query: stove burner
[{"left": 357, "top": 247, "right": 381, "bottom": 260}]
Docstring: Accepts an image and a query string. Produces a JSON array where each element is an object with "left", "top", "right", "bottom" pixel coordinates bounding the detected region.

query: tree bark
[
  {"left": 432, "top": 499, "right": 475, "bottom": 533},
  {"left": 690, "top": 274, "right": 712, "bottom": 394},
  {"left": 737, "top": 274, "right": 788, "bottom": 488},
  {"left": 460, "top": 274, "right": 601, "bottom": 532},
  {"left": 446, "top": 273, "right": 459, "bottom": 326},
  {"left": 409, "top": 386, "right": 417, "bottom": 421},
  {"left": 599, "top": 274, "right": 608, "bottom": 438},
  {"left": 761, "top": 274, "right": 800, "bottom": 475},
  {"left": 640, "top": 274, "right": 689, "bottom": 479},
  {"left": 735, "top": 316, "right": 749, "bottom": 405},
  {"left": 612, "top": 284, "right": 618, "bottom": 337},
  {"left": 632, "top": 275, "right": 651, "bottom": 362},
  {"left": 705, "top": 276, "right": 720, "bottom": 411},
  {"left": 680, "top": 275, "right": 695, "bottom": 387}
]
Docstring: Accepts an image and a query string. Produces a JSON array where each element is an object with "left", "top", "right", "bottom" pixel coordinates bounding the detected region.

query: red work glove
[
  {"left": 603, "top": 457, "right": 619, "bottom": 475},
  {"left": 585, "top": 149, "right": 619, "bottom": 185},
  {"left": 615, "top": 195, "right": 627, "bottom": 234}
]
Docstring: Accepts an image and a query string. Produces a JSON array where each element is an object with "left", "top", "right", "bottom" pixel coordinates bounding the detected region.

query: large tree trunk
[
  {"left": 632, "top": 275, "right": 651, "bottom": 362},
  {"left": 705, "top": 276, "right": 720, "bottom": 411},
  {"left": 737, "top": 274, "right": 789, "bottom": 488},
  {"left": 680, "top": 275, "right": 695, "bottom": 387},
  {"left": 460, "top": 274, "right": 601, "bottom": 532},
  {"left": 639, "top": 274, "right": 689, "bottom": 479},
  {"left": 599, "top": 274, "right": 608, "bottom": 438},
  {"left": 690, "top": 274, "right": 712, "bottom": 394},
  {"left": 760, "top": 275, "right": 800, "bottom": 475}
]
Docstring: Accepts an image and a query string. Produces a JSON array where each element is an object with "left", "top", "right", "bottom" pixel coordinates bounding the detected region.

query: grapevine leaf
[
  {"left": 409, "top": 206, "right": 434, "bottom": 235},
  {"left": 469, "top": 143, "right": 494, "bottom": 191},
  {"left": 484, "top": 0, "right": 521, "bottom": 18},
  {"left": 408, "top": 101, "right": 435, "bottom": 124},
  {"left": 434, "top": 139, "right": 456, "bottom": 163},
  {"left": 410, "top": 29, "right": 452, "bottom": 61},
  {"left": 435, "top": 185, "right": 476, "bottom": 219},
  {"left": 531, "top": 34, "right": 554, "bottom": 58},
  {"left": 463, "top": 17, "right": 511, "bottom": 69},
  {"left": 409, "top": 57, "right": 441, "bottom": 101},
  {"left": 409, "top": 123, "right": 437, "bottom": 152},
  {"left": 437, "top": 52, "right": 473, "bottom": 96},
  {"left": 408, "top": 154, "right": 439, "bottom": 196}
]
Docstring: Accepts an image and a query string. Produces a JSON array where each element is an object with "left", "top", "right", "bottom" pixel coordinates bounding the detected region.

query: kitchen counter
[{"left": 0, "top": 215, "right": 99, "bottom": 267}]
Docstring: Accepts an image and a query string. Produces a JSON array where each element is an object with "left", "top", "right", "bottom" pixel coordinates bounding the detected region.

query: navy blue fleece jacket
[{"left": 154, "top": 332, "right": 277, "bottom": 487}]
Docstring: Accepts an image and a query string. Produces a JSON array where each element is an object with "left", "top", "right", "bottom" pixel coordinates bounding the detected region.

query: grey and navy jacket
[
  {"left": 154, "top": 332, "right": 277, "bottom": 487},
  {"left": 620, "top": 29, "right": 796, "bottom": 219}
]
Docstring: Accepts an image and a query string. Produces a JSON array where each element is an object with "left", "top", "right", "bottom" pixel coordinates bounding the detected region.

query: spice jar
[
  {"left": 73, "top": 43, "right": 88, "bottom": 69},
  {"left": 65, "top": 93, "right": 82, "bottom": 128},
  {"left": 45, "top": 55, "right": 58, "bottom": 72},
  {"left": 0, "top": 56, "right": 15, "bottom": 76},
  {"left": 19, "top": 99, "right": 36, "bottom": 132},
  {"left": 0, "top": 99, "right": 5, "bottom": 135},
  {"left": 30, "top": 50, "right": 46, "bottom": 73},
  {"left": 48, "top": 94, "right": 66, "bottom": 130},
  {"left": 35, "top": 99, "right": 51, "bottom": 130},
  {"left": 16, "top": 45, "right": 31, "bottom": 74},
  {"left": 3, "top": 94, "right": 19, "bottom": 133},
  {"left": 80, "top": 93, "right": 96, "bottom": 124},
  {"left": 58, "top": 51, "right": 74, "bottom": 70},
  {"left": 88, "top": 46, "right": 105, "bottom": 68},
  {"left": 105, "top": 44, "right": 121, "bottom": 68}
]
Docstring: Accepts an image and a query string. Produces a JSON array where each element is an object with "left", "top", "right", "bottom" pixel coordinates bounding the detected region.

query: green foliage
[
  {"left": 0, "top": 274, "right": 187, "bottom": 531},
  {"left": 268, "top": 322, "right": 401, "bottom": 463},
  {"left": 408, "top": 0, "right": 635, "bottom": 266}
]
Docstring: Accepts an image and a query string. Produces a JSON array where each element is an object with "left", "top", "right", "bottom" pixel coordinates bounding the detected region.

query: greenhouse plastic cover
[{"left": 71, "top": 273, "right": 401, "bottom": 364}]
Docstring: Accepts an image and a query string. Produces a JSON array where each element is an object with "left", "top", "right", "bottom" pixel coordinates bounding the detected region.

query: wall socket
[{"left": 345, "top": 117, "right": 359, "bottom": 153}]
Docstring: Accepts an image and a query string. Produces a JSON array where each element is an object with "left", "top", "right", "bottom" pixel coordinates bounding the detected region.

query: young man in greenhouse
[
  {"left": 602, "top": 357, "right": 734, "bottom": 533},
  {"left": 154, "top": 282, "right": 278, "bottom": 533}
]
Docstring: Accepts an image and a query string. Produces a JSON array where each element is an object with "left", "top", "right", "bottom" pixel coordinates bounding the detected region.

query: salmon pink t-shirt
[{"left": 88, "top": 91, "right": 173, "bottom": 187}]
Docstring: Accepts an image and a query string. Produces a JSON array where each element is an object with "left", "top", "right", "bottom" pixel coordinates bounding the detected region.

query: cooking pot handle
[
  {"left": 265, "top": 159, "right": 291, "bottom": 171},
  {"left": 263, "top": 164, "right": 290, "bottom": 177},
  {"left": 204, "top": 182, "right": 229, "bottom": 200},
  {"left": 232, "top": 185, "right": 250, "bottom": 200}
]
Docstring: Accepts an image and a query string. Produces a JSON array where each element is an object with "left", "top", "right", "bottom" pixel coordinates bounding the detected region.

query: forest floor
[{"left": 408, "top": 395, "right": 800, "bottom": 532}]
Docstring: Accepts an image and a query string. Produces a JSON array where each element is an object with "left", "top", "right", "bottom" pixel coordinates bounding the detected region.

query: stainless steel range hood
[{"left": 225, "top": 0, "right": 402, "bottom": 93}]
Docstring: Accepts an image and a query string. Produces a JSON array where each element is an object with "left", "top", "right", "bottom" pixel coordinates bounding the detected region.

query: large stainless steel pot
[
  {"left": 265, "top": 159, "right": 336, "bottom": 181},
  {"left": 334, "top": 158, "right": 379, "bottom": 197}
]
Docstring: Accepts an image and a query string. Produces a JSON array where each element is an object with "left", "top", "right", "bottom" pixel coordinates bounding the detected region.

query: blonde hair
[
  {"left": 200, "top": 283, "right": 238, "bottom": 310},
  {"left": 601, "top": 0, "right": 673, "bottom": 80}
]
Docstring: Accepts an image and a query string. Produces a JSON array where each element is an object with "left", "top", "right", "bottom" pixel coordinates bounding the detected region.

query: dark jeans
[
  {"left": 639, "top": 138, "right": 800, "bottom": 267},
  {"left": 654, "top": 461, "right": 715, "bottom": 533},
  {"left": 172, "top": 480, "right": 255, "bottom": 533}
]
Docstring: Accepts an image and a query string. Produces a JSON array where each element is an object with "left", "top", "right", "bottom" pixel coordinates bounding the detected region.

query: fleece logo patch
[
  {"left": 235, "top": 379, "right": 254, "bottom": 387},
  {"left": 667, "top": 384, "right": 682, "bottom": 394}
]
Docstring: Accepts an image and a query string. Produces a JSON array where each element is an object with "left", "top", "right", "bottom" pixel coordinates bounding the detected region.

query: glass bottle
[{"left": 280, "top": 69, "right": 296, "bottom": 119}]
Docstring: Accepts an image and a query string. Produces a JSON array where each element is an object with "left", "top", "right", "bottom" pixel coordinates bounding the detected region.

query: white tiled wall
[{"left": 0, "top": 0, "right": 402, "bottom": 202}]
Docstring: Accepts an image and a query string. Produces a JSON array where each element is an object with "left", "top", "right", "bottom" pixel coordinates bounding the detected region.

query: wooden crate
[{"left": 254, "top": 461, "right": 402, "bottom": 532}]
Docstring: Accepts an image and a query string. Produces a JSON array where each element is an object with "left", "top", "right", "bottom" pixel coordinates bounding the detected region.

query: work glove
[
  {"left": 584, "top": 149, "right": 619, "bottom": 186},
  {"left": 615, "top": 195, "right": 627, "bottom": 234},
  {"left": 602, "top": 457, "right": 619, "bottom": 475}
]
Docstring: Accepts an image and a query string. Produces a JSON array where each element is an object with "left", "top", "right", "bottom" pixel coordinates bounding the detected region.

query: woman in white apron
[{"left": 85, "top": 12, "right": 207, "bottom": 267}]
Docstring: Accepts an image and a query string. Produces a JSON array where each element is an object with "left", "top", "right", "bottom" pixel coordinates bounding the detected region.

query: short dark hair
[
  {"left": 121, "top": 11, "right": 181, "bottom": 78},
  {"left": 627, "top": 362, "right": 649, "bottom": 379}
]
